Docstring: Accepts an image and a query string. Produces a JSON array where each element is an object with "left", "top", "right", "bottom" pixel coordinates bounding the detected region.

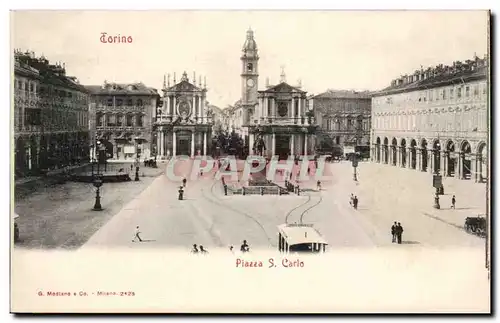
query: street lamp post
[
  {"left": 92, "top": 140, "right": 104, "bottom": 211},
  {"left": 134, "top": 136, "right": 140, "bottom": 181},
  {"left": 352, "top": 153, "right": 358, "bottom": 181}
]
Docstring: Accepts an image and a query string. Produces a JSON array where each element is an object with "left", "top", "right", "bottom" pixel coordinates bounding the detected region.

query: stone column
[
  {"left": 428, "top": 153, "right": 433, "bottom": 173},
  {"left": 455, "top": 154, "right": 462, "bottom": 179},
  {"left": 440, "top": 152, "right": 446, "bottom": 175},
  {"left": 249, "top": 133, "right": 254, "bottom": 155},
  {"left": 263, "top": 97, "right": 267, "bottom": 118},
  {"left": 272, "top": 132, "right": 276, "bottom": 156},
  {"left": 416, "top": 149, "right": 421, "bottom": 170},
  {"left": 191, "top": 131, "right": 195, "bottom": 157},
  {"left": 201, "top": 96, "right": 205, "bottom": 123},
  {"left": 298, "top": 97, "right": 302, "bottom": 117},
  {"left": 192, "top": 95, "right": 197, "bottom": 120},
  {"left": 271, "top": 99, "right": 275, "bottom": 119},
  {"left": 157, "top": 130, "right": 162, "bottom": 156},
  {"left": 173, "top": 131, "right": 177, "bottom": 157},
  {"left": 406, "top": 147, "right": 411, "bottom": 168},
  {"left": 290, "top": 134, "right": 295, "bottom": 155},
  {"left": 291, "top": 97, "right": 295, "bottom": 120},
  {"left": 304, "top": 134, "right": 308, "bottom": 155},
  {"left": 203, "top": 131, "right": 207, "bottom": 156},
  {"left": 172, "top": 96, "right": 177, "bottom": 115},
  {"left": 166, "top": 96, "right": 171, "bottom": 115}
]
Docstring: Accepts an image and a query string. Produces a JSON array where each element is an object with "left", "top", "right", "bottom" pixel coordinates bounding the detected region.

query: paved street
[
  {"left": 13, "top": 163, "right": 165, "bottom": 249},
  {"left": 81, "top": 159, "right": 487, "bottom": 252}
]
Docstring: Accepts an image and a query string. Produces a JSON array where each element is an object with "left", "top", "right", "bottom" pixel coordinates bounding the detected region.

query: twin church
[{"left": 154, "top": 29, "right": 317, "bottom": 159}]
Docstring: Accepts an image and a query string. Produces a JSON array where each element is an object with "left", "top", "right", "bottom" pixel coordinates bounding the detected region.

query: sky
[{"left": 11, "top": 10, "right": 489, "bottom": 108}]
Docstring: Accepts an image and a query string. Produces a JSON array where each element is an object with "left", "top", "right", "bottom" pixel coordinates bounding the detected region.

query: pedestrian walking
[
  {"left": 191, "top": 244, "right": 199, "bottom": 253},
  {"left": 240, "top": 240, "right": 250, "bottom": 252},
  {"left": 130, "top": 164, "right": 133, "bottom": 171},
  {"left": 229, "top": 246, "right": 234, "bottom": 253},
  {"left": 391, "top": 222, "right": 397, "bottom": 243},
  {"left": 451, "top": 195, "right": 456, "bottom": 209},
  {"left": 350, "top": 193, "right": 354, "bottom": 206},
  {"left": 132, "top": 226, "right": 143, "bottom": 242},
  {"left": 199, "top": 246, "right": 208, "bottom": 254},
  {"left": 396, "top": 222, "right": 403, "bottom": 244},
  {"left": 317, "top": 180, "right": 322, "bottom": 191},
  {"left": 353, "top": 196, "right": 358, "bottom": 210},
  {"left": 182, "top": 177, "right": 187, "bottom": 187}
]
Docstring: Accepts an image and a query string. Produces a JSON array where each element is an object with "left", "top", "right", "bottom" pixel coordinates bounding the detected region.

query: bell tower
[{"left": 241, "top": 28, "right": 259, "bottom": 107}]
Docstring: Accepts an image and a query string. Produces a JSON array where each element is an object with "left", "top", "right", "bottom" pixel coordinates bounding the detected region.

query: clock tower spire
[{"left": 241, "top": 28, "right": 259, "bottom": 106}]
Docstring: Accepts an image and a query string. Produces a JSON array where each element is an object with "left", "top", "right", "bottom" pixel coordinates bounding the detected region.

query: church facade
[
  {"left": 239, "top": 29, "right": 318, "bottom": 159},
  {"left": 154, "top": 72, "right": 213, "bottom": 158}
]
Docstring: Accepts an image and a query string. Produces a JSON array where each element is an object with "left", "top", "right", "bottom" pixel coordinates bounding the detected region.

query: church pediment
[
  {"left": 262, "top": 82, "right": 305, "bottom": 94},
  {"left": 168, "top": 80, "right": 200, "bottom": 92}
]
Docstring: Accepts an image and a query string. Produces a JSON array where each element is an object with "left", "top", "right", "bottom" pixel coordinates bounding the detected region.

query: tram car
[
  {"left": 464, "top": 215, "right": 487, "bottom": 236},
  {"left": 277, "top": 223, "right": 328, "bottom": 253}
]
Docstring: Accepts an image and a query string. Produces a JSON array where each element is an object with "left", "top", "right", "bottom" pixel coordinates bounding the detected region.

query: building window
[
  {"left": 483, "top": 84, "right": 487, "bottom": 95},
  {"left": 457, "top": 87, "right": 462, "bottom": 98},
  {"left": 442, "top": 89, "right": 446, "bottom": 100},
  {"left": 474, "top": 85, "right": 479, "bottom": 96},
  {"left": 126, "top": 114, "right": 134, "bottom": 126},
  {"left": 137, "top": 99, "right": 143, "bottom": 106},
  {"left": 117, "top": 99, "right": 123, "bottom": 106},
  {"left": 247, "top": 63, "right": 253, "bottom": 72},
  {"left": 465, "top": 86, "right": 470, "bottom": 97},
  {"left": 450, "top": 88, "right": 454, "bottom": 99},
  {"left": 29, "top": 83, "right": 34, "bottom": 92},
  {"left": 107, "top": 98, "right": 113, "bottom": 106},
  {"left": 136, "top": 115, "right": 143, "bottom": 127},
  {"left": 335, "top": 136, "right": 340, "bottom": 145},
  {"left": 435, "top": 89, "right": 439, "bottom": 101},
  {"left": 429, "top": 90, "right": 433, "bottom": 101},
  {"left": 127, "top": 99, "right": 133, "bottom": 106},
  {"left": 107, "top": 114, "right": 116, "bottom": 126},
  {"left": 117, "top": 114, "right": 123, "bottom": 126}
]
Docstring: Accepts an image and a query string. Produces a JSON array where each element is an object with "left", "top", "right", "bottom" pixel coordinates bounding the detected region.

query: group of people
[
  {"left": 391, "top": 222, "right": 404, "bottom": 244},
  {"left": 191, "top": 244, "right": 209, "bottom": 254},
  {"left": 349, "top": 193, "right": 359, "bottom": 210}
]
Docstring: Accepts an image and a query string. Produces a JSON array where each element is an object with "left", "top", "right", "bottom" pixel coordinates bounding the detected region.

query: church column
[
  {"left": 258, "top": 97, "right": 263, "bottom": 123},
  {"left": 272, "top": 132, "right": 276, "bottom": 156},
  {"left": 203, "top": 131, "right": 207, "bottom": 156},
  {"left": 291, "top": 97, "right": 295, "bottom": 120},
  {"left": 201, "top": 95, "right": 205, "bottom": 123},
  {"left": 304, "top": 134, "right": 308, "bottom": 155},
  {"left": 249, "top": 133, "right": 255, "bottom": 155},
  {"left": 264, "top": 97, "right": 268, "bottom": 118},
  {"left": 166, "top": 96, "right": 171, "bottom": 115},
  {"left": 298, "top": 97, "right": 302, "bottom": 116},
  {"left": 271, "top": 99, "right": 275, "bottom": 119},
  {"left": 192, "top": 95, "right": 197, "bottom": 120},
  {"left": 172, "top": 96, "right": 177, "bottom": 115},
  {"left": 172, "top": 131, "right": 177, "bottom": 157},
  {"left": 290, "top": 134, "right": 295, "bottom": 155},
  {"left": 191, "top": 131, "right": 195, "bottom": 158}
]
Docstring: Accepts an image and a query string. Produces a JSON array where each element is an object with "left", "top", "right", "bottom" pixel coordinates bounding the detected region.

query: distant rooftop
[
  {"left": 374, "top": 54, "right": 488, "bottom": 97},
  {"left": 313, "top": 90, "right": 372, "bottom": 99},
  {"left": 85, "top": 82, "right": 158, "bottom": 96},
  {"left": 14, "top": 49, "right": 88, "bottom": 93}
]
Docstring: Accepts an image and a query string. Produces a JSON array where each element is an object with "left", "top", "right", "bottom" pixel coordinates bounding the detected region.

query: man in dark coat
[
  {"left": 396, "top": 222, "right": 403, "bottom": 244},
  {"left": 391, "top": 222, "right": 397, "bottom": 243}
]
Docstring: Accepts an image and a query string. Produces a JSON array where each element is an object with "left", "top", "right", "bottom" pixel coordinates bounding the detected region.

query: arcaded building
[
  {"left": 154, "top": 72, "right": 212, "bottom": 158},
  {"left": 371, "top": 55, "right": 489, "bottom": 182},
  {"left": 14, "top": 50, "right": 90, "bottom": 178}
]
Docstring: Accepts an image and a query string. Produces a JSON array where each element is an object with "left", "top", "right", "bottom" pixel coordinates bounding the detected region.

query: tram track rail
[
  {"left": 199, "top": 181, "right": 275, "bottom": 247},
  {"left": 285, "top": 192, "right": 323, "bottom": 225}
]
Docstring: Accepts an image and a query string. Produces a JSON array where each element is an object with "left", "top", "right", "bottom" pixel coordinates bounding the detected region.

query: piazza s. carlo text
[{"left": 236, "top": 258, "right": 305, "bottom": 268}]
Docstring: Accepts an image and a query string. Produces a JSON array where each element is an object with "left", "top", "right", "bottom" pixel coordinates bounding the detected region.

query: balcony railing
[{"left": 255, "top": 116, "right": 315, "bottom": 126}]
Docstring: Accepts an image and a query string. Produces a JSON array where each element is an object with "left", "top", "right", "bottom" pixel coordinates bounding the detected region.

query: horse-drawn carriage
[{"left": 464, "top": 215, "right": 487, "bottom": 236}]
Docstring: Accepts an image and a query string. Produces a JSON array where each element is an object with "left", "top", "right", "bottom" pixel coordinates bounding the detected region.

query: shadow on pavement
[{"left": 402, "top": 241, "right": 421, "bottom": 245}]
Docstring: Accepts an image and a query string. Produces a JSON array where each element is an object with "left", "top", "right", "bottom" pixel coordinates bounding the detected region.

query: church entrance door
[
  {"left": 176, "top": 131, "right": 191, "bottom": 156},
  {"left": 276, "top": 135, "right": 291, "bottom": 160}
]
